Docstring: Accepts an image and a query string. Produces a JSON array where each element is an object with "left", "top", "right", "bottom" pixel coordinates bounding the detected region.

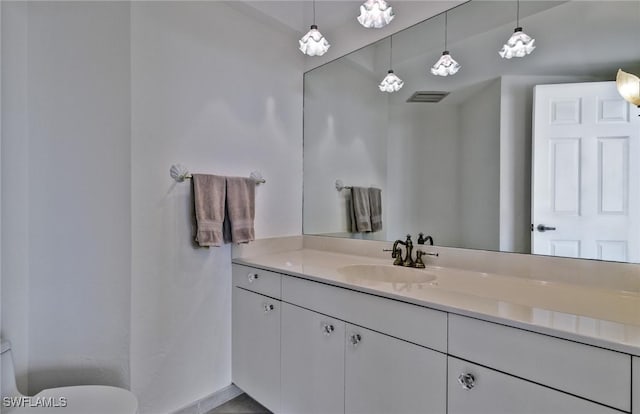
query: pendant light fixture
[
  {"left": 499, "top": 0, "right": 536, "bottom": 59},
  {"left": 616, "top": 69, "right": 640, "bottom": 108},
  {"left": 299, "top": 0, "right": 330, "bottom": 57},
  {"left": 431, "top": 11, "right": 461, "bottom": 77},
  {"left": 357, "top": 0, "right": 395, "bottom": 29},
  {"left": 379, "top": 35, "right": 403, "bottom": 93}
]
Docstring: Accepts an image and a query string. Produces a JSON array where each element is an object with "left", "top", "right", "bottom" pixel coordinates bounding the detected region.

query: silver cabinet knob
[
  {"left": 458, "top": 373, "right": 475, "bottom": 390},
  {"left": 350, "top": 333, "right": 362, "bottom": 347},
  {"left": 263, "top": 303, "right": 275, "bottom": 313},
  {"left": 322, "top": 323, "right": 335, "bottom": 336},
  {"left": 247, "top": 273, "right": 259, "bottom": 283}
]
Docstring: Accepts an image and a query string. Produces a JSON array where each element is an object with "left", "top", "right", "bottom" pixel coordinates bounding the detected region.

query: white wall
[
  {"left": 303, "top": 56, "right": 388, "bottom": 238},
  {"left": 2, "top": 2, "right": 303, "bottom": 413},
  {"left": 459, "top": 79, "right": 501, "bottom": 251},
  {"left": 1, "top": 1, "right": 29, "bottom": 394},
  {"left": 130, "top": 3, "right": 303, "bottom": 413},
  {"left": 2, "top": 1, "right": 132, "bottom": 395},
  {"left": 387, "top": 102, "right": 461, "bottom": 246}
]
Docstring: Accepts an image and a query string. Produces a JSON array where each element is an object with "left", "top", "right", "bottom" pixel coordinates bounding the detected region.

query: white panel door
[
  {"left": 281, "top": 303, "right": 345, "bottom": 414},
  {"left": 232, "top": 287, "right": 281, "bottom": 413},
  {"left": 533, "top": 81, "right": 640, "bottom": 261},
  {"left": 448, "top": 357, "right": 621, "bottom": 414},
  {"left": 345, "top": 324, "right": 446, "bottom": 414}
]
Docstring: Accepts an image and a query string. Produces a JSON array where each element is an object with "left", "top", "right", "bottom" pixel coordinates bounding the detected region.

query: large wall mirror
[{"left": 303, "top": 0, "right": 640, "bottom": 263}]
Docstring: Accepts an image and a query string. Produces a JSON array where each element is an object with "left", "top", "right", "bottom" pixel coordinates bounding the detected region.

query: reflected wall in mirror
[{"left": 303, "top": 0, "right": 640, "bottom": 263}]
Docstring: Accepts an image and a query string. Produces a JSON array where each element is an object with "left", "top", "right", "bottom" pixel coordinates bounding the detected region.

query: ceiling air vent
[{"left": 406, "top": 91, "right": 450, "bottom": 103}]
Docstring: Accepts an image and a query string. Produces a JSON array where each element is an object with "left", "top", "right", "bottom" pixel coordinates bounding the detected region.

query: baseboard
[{"left": 172, "top": 384, "right": 243, "bottom": 414}]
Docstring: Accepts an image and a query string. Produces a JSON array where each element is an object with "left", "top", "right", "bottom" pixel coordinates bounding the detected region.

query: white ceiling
[
  {"left": 236, "top": 0, "right": 465, "bottom": 70},
  {"left": 242, "top": 1, "right": 360, "bottom": 34},
  {"left": 308, "top": 0, "right": 640, "bottom": 105}
]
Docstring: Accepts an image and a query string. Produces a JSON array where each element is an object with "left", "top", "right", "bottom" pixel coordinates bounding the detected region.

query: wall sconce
[{"left": 617, "top": 69, "right": 640, "bottom": 108}]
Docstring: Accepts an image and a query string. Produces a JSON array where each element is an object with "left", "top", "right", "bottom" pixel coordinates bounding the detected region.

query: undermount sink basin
[{"left": 338, "top": 264, "right": 437, "bottom": 284}]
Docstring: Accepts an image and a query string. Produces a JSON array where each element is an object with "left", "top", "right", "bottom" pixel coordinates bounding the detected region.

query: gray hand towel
[
  {"left": 192, "top": 174, "right": 226, "bottom": 247},
  {"left": 224, "top": 176, "right": 256, "bottom": 244},
  {"left": 369, "top": 187, "right": 382, "bottom": 232},
  {"left": 350, "top": 187, "right": 372, "bottom": 232}
]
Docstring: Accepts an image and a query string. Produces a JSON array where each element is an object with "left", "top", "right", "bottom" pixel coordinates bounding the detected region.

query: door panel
[
  {"left": 345, "top": 324, "right": 446, "bottom": 414},
  {"left": 232, "top": 288, "right": 280, "bottom": 413},
  {"left": 281, "top": 303, "right": 345, "bottom": 414}
]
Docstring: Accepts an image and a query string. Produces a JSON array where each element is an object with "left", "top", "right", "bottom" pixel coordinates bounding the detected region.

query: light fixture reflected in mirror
[
  {"left": 299, "top": 0, "right": 330, "bottom": 57},
  {"left": 499, "top": 0, "right": 536, "bottom": 59},
  {"left": 431, "top": 11, "right": 461, "bottom": 76},
  {"left": 379, "top": 35, "right": 403, "bottom": 93},
  {"left": 358, "top": 0, "right": 395, "bottom": 29},
  {"left": 617, "top": 69, "right": 640, "bottom": 107}
]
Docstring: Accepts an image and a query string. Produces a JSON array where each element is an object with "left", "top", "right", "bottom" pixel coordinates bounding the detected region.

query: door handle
[{"left": 536, "top": 224, "right": 557, "bottom": 232}]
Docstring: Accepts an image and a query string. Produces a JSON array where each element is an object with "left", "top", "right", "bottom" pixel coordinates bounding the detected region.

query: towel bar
[
  {"left": 170, "top": 164, "right": 266, "bottom": 184},
  {"left": 335, "top": 179, "right": 352, "bottom": 191}
]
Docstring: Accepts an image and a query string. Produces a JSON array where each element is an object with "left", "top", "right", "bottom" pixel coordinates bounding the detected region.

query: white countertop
[{"left": 233, "top": 248, "right": 640, "bottom": 356}]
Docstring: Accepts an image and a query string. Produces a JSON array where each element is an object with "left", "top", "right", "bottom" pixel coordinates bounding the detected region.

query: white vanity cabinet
[
  {"left": 281, "top": 303, "right": 345, "bottom": 414},
  {"left": 448, "top": 357, "right": 621, "bottom": 414},
  {"left": 232, "top": 262, "right": 638, "bottom": 414},
  {"left": 345, "top": 324, "right": 446, "bottom": 414},
  {"left": 232, "top": 287, "right": 281, "bottom": 413}
]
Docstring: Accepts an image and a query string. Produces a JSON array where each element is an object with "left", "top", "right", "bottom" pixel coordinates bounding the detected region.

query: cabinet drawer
[
  {"left": 233, "top": 264, "right": 281, "bottom": 299},
  {"left": 282, "top": 276, "right": 447, "bottom": 352},
  {"left": 448, "top": 357, "right": 620, "bottom": 414},
  {"left": 449, "top": 314, "right": 631, "bottom": 411}
]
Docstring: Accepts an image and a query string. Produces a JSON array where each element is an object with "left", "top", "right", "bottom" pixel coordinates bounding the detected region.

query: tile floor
[{"left": 207, "top": 393, "right": 271, "bottom": 414}]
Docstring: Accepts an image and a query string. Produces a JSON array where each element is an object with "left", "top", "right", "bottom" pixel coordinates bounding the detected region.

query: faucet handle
[
  {"left": 419, "top": 250, "right": 439, "bottom": 257},
  {"left": 382, "top": 248, "right": 399, "bottom": 259}
]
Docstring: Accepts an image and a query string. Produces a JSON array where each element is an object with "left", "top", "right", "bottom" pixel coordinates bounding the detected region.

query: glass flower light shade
[
  {"left": 378, "top": 70, "right": 404, "bottom": 93},
  {"left": 499, "top": 28, "right": 535, "bottom": 59},
  {"left": 616, "top": 69, "right": 640, "bottom": 107},
  {"left": 357, "top": 0, "right": 395, "bottom": 29},
  {"left": 431, "top": 51, "right": 461, "bottom": 77},
  {"left": 299, "top": 25, "right": 330, "bottom": 57}
]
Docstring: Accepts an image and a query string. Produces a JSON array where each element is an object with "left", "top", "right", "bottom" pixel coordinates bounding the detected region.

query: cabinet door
[
  {"left": 281, "top": 303, "right": 345, "bottom": 414},
  {"left": 634, "top": 357, "right": 639, "bottom": 414},
  {"left": 448, "top": 357, "right": 620, "bottom": 414},
  {"left": 345, "top": 324, "right": 446, "bottom": 414},
  {"left": 232, "top": 287, "right": 280, "bottom": 413}
]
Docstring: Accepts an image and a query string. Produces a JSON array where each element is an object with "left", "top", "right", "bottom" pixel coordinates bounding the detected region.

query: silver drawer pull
[
  {"left": 263, "top": 303, "right": 275, "bottom": 313},
  {"left": 350, "top": 333, "right": 362, "bottom": 347},
  {"left": 248, "top": 273, "right": 259, "bottom": 283},
  {"left": 457, "top": 373, "right": 475, "bottom": 390},
  {"left": 322, "top": 323, "right": 335, "bottom": 336}
]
